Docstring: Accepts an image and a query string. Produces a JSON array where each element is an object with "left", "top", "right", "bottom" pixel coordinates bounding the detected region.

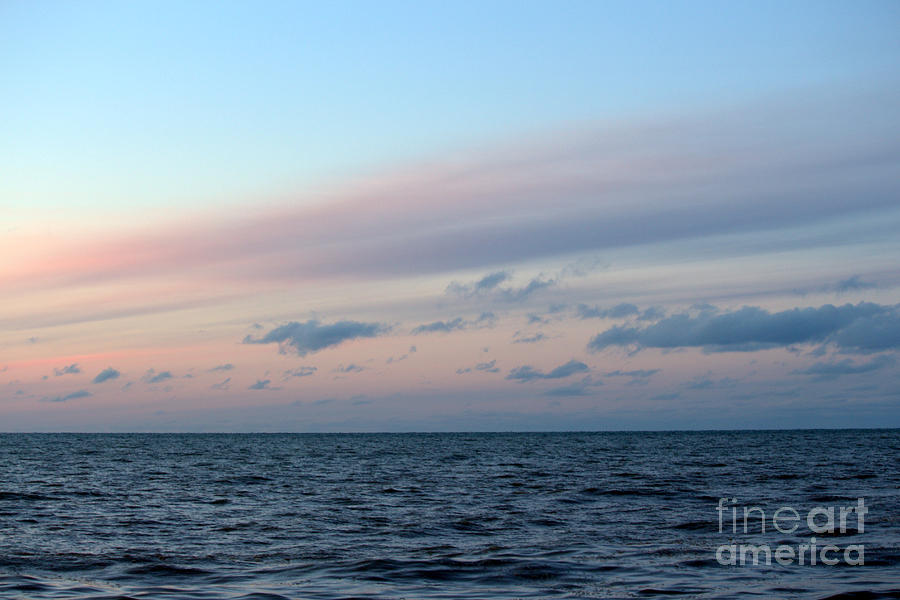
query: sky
[{"left": 2, "top": 1, "right": 899, "bottom": 431}]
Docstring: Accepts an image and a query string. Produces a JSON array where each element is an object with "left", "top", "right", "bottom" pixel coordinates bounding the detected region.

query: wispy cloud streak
[{"left": 6, "top": 90, "right": 899, "bottom": 293}]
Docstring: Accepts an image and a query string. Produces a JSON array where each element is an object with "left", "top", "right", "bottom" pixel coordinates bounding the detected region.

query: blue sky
[
  {"left": 4, "top": 1, "right": 898, "bottom": 214},
  {"left": 2, "top": 1, "right": 899, "bottom": 431}
]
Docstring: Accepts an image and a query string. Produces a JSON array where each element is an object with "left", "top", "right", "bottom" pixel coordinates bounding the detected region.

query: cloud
[
  {"left": 142, "top": 369, "right": 173, "bottom": 384},
  {"left": 445, "top": 271, "right": 511, "bottom": 297},
  {"left": 496, "top": 276, "right": 556, "bottom": 302},
  {"left": 249, "top": 379, "right": 272, "bottom": 390},
  {"left": 507, "top": 359, "right": 589, "bottom": 382},
  {"left": 244, "top": 319, "right": 388, "bottom": 356},
  {"left": 411, "top": 312, "right": 495, "bottom": 335},
  {"left": 446, "top": 272, "right": 556, "bottom": 303},
  {"left": 638, "top": 307, "right": 666, "bottom": 322},
  {"left": 606, "top": 304, "right": 639, "bottom": 319},
  {"left": 793, "top": 355, "right": 896, "bottom": 381},
  {"left": 830, "top": 310, "right": 900, "bottom": 353},
  {"left": 525, "top": 304, "right": 570, "bottom": 326},
  {"left": 92, "top": 367, "right": 120, "bottom": 384},
  {"left": 475, "top": 312, "right": 497, "bottom": 326},
  {"left": 475, "top": 271, "right": 511, "bottom": 290},
  {"left": 209, "top": 363, "right": 234, "bottom": 372},
  {"left": 45, "top": 389, "right": 91, "bottom": 403},
  {"left": 334, "top": 364, "right": 365, "bottom": 374},
  {"left": 605, "top": 369, "right": 661, "bottom": 379},
  {"left": 53, "top": 363, "right": 81, "bottom": 376},
  {"left": 577, "top": 303, "right": 639, "bottom": 320},
  {"left": 211, "top": 377, "right": 231, "bottom": 390},
  {"left": 576, "top": 305, "right": 604, "bottom": 319},
  {"left": 588, "top": 302, "right": 900, "bottom": 354},
  {"left": 387, "top": 346, "right": 417, "bottom": 363},
  {"left": 284, "top": 366, "right": 316, "bottom": 378},
  {"left": 456, "top": 359, "right": 500, "bottom": 375},
  {"left": 833, "top": 275, "right": 878, "bottom": 293},
  {"left": 411, "top": 317, "right": 465, "bottom": 335},
  {"left": 799, "top": 275, "right": 881, "bottom": 296},
  {"left": 513, "top": 332, "right": 547, "bottom": 344}
]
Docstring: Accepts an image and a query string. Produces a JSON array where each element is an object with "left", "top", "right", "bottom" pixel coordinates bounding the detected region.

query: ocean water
[{"left": 0, "top": 431, "right": 898, "bottom": 600}]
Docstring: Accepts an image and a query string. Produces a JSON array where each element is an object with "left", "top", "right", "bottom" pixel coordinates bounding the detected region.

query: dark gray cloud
[
  {"left": 211, "top": 377, "right": 231, "bottom": 390},
  {"left": 209, "top": 363, "right": 234, "bottom": 372},
  {"left": 335, "top": 364, "right": 365, "bottom": 374},
  {"left": 798, "top": 274, "right": 881, "bottom": 296},
  {"left": 284, "top": 366, "right": 316, "bottom": 378},
  {"left": 588, "top": 302, "right": 900, "bottom": 354},
  {"left": 793, "top": 355, "right": 895, "bottom": 380},
  {"left": 576, "top": 305, "right": 603, "bottom": 319},
  {"left": 507, "top": 359, "right": 589, "bottom": 382},
  {"left": 92, "top": 367, "right": 120, "bottom": 384},
  {"left": 475, "top": 312, "right": 497, "bottom": 326},
  {"left": 142, "top": 369, "right": 173, "bottom": 384},
  {"left": 249, "top": 379, "right": 272, "bottom": 390},
  {"left": 513, "top": 332, "right": 547, "bottom": 344},
  {"left": 830, "top": 310, "right": 900, "bottom": 353},
  {"left": 45, "top": 389, "right": 91, "bottom": 403},
  {"left": 602, "top": 303, "right": 639, "bottom": 319},
  {"left": 445, "top": 271, "right": 512, "bottom": 297},
  {"left": 412, "top": 317, "right": 465, "bottom": 334},
  {"left": 605, "top": 369, "right": 661, "bottom": 379},
  {"left": 244, "top": 319, "right": 388, "bottom": 356},
  {"left": 446, "top": 272, "right": 556, "bottom": 303},
  {"left": 53, "top": 363, "right": 81, "bottom": 376},
  {"left": 526, "top": 304, "right": 569, "bottom": 325},
  {"left": 497, "top": 276, "right": 556, "bottom": 302},
  {"left": 834, "top": 275, "right": 878, "bottom": 293},
  {"left": 411, "top": 312, "right": 495, "bottom": 335},
  {"left": 638, "top": 307, "right": 666, "bottom": 321},
  {"left": 576, "top": 303, "right": 665, "bottom": 322},
  {"left": 456, "top": 359, "right": 500, "bottom": 375},
  {"left": 476, "top": 271, "right": 511, "bottom": 290}
]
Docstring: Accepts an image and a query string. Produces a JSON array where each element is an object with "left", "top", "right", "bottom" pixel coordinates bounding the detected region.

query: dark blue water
[{"left": 0, "top": 431, "right": 898, "bottom": 599}]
